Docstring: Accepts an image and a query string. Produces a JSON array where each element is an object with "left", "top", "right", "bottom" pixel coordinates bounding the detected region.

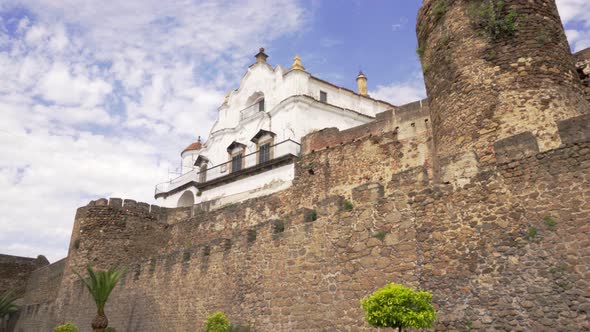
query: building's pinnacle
[{"left": 290, "top": 54, "right": 305, "bottom": 71}]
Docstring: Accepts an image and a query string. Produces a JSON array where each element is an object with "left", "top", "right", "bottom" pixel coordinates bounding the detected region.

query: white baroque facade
[{"left": 155, "top": 48, "right": 394, "bottom": 209}]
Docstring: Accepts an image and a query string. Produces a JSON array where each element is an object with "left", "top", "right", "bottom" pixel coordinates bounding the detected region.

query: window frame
[
  {"left": 257, "top": 138, "right": 274, "bottom": 165},
  {"left": 230, "top": 150, "right": 245, "bottom": 173},
  {"left": 319, "top": 90, "right": 327, "bottom": 103}
]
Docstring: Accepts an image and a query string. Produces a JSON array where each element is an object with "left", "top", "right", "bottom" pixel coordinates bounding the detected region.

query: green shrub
[
  {"left": 543, "top": 216, "right": 557, "bottom": 228},
  {"left": 343, "top": 200, "right": 354, "bottom": 211},
  {"left": 305, "top": 209, "right": 318, "bottom": 222},
  {"left": 416, "top": 45, "right": 425, "bottom": 59},
  {"left": 53, "top": 322, "right": 79, "bottom": 332},
  {"left": 470, "top": 0, "right": 518, "bottom": 40},
  {"left": 374, "top": 231, "right": 387, "bottom": 242},
  {"left": 432, "top": 0, "right": 448, "bottom": 23},
  {"left": 526, "top": 226, "right": 538, "bottom": 240},
  {"left": 361, "top": 283, "right": 436, "bottom": 331},
  {"left": 272, "top": 219, "right": 285, "bottom": 233},
  {"left": 205, "top": 311, "right": 231, "bottom": 332}
]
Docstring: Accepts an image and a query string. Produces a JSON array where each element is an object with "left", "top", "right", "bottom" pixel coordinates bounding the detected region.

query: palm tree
[
  {"left": 74, "top": 266, "right": 126, "bottom": 332},
  {"left": 0, "top": 289, "right": 18, "bottom": 319}
]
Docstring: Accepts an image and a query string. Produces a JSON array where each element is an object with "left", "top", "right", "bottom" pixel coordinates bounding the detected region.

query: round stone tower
[{"left": 417, "top": 0, "right": 589, "bottom": 167}]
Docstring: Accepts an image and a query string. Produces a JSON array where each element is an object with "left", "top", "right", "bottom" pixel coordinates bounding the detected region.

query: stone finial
[
  {"left": 223, "top": 91, "right": 231, "bottom": 105},
  {"left": 290, "top": 55, "right": 305, "bottom": 71},
  {"left": 255, "top": 47, "right": 268, "bottom": 63},
  {"left": 356, "top": 71, "right": 368, "bottom": 96}
]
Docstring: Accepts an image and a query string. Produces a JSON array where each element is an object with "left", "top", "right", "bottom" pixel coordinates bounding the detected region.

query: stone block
[
  {"left": 109, "top": 198, "right": 123, "bottom": 208},
  {"left": 94, "top": 198, "right": 108, "bottom": 206},
  {"left": 494, "top": 132, "right": 540, "bottom": 164},
  {"left": 558, "top": 113, "right": 590, "bottom": 144},
  {"left": 137, "top": 202, "right": 150, "bottom": 212},
  {"left": 352, "top": 183, "right": 384, "bottom": 204},
  {"left": 123, "top": 199, "right": 137, "bottom": 209}
]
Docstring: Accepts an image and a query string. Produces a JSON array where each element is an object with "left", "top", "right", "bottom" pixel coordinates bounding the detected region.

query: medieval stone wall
[
  {"left": 576, "top": 48, "right": 590, "bottom": 103},
  {"left": 11, "top": 112, "right": 590, "bottom": 331},
  {"left": 418, "top": 0, "right": 589, "bottom": 170},
  {"left": 0, "top": 254, "right": 48, "bottom": 297}
]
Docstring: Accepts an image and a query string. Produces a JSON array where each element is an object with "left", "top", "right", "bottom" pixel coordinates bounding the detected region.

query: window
[
  {"left": 199, "top": 164, "right": 207, "bottom": 182},
  {"left": 259, "top": 143, "right": 271, "bottom": 164},
  {"left": 258, "top": 98, "right": 265, "bottom": 112},
  {"left": 231, "top": 154, "right": 243, "bottom": 173},
  {"left": 320, "top": 91, "right": 327, "bottom": 103}
]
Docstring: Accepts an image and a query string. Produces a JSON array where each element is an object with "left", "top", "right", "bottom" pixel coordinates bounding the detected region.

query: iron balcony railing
[{"left": 155, "top": 139, "right": 300, "bottom": 196}]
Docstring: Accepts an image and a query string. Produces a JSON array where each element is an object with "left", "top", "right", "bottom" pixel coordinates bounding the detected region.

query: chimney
[
  {"left": 255, "top": 47, "right": 268, "bottom": 64},
  {"left": 356, "top": 71, "right": 368, "bottom": 96}
]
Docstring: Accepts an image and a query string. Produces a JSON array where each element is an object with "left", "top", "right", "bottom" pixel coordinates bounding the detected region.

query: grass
[
  {"left": 549, "top": 265, "right": 567, "bottom": 274},
  {"left": 374, "top": 231, "right": 387, "bottom": 242},
  {"left": 305, "top": 209, "right": 318, "bottom": 222},
  {"left": 343, "top": 200, "right": 354, "bottom": 211},
  {"left": 273, "top": 219, "right": 285, "bottom": 233},
  {"left": 416, "top": 45, "right": 425, "bottom": 59},
  {"left": 526, "top": 226, "right": 538, "bottom": 240},
  {"left": 543, "top": 216, "right": 557, "bottom": 229},
  {"left": 432, "top": 0, "right": 448, "bottom": 23}
]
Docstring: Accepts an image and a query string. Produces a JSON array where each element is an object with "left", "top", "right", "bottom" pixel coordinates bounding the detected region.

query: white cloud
[
  {"left": 370, "top": 72, "right": 427, "bottom": 106},
  {"left": 0, "top": 0, "right": 305, "bottom": 262},
  {"left": 37, "top": 62, "right": 112, "bottom": 107},
  {"left": 556, "top": 0, "right": 590, "bottom": 52}
]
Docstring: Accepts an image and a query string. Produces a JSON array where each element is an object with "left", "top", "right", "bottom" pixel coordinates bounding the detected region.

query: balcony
[
  {"left": 240, "top": 100, "right": 265, "bottom": 121},
  {"left": 155, "top": 139, "right": 300, "bottom": 198}
]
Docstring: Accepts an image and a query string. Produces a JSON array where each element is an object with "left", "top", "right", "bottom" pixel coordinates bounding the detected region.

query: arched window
[
  {"left": 177, "top": 191, "right": 195, "bottom": 207},
  {"left": 246, "top": 92, "right": 265, "bottom": 112}
]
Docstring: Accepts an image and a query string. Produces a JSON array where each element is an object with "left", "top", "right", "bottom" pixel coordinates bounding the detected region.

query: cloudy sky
[{"left": 0, "top": 0, "right": 588, "bottom": 262}]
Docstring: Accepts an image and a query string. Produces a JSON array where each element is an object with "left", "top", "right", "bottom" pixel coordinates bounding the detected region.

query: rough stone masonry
[{"left": 2, "top": 0, "right": 590, "bottom": 331}]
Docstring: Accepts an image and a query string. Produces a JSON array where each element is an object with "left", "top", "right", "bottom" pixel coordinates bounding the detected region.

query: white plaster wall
[
  {"left": 157, "top": 59, "right": 397, "bottom": 207},
  {"left": 155, "top": 186, "right": 199, "bottom": 208},
  {"left": 197, "top": 163, "right": 294, "bottom": 206}
]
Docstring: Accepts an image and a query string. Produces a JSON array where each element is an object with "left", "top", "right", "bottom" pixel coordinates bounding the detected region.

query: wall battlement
[
  {"left": 11, "top": 112, "right": 590, "bottom": 330},
  {"left": 6, "top": 1, "right": 590, "bottom": 331}
]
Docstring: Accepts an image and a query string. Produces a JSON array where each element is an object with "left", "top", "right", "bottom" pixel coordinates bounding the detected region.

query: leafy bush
[
  {"left": 361, "top": 283, "right": 436, "bottom": 331},
  {"left": 272, "top": 219, "right": 285, "bottom": 233},
  {"left": 470, "top": 0, "right": 518, "bottom": 40},
  {"left": 305, "top": 209, "right": 318, "bottom": 222},
  {"left": 105, "top": 328, "right": 116, "bottom": 332},
  {"left": 416, "top": 45, "right": 425, "bottom": 59},
  {"left": 343, "top": 200, "right": 354, "bottom": 211},
  {"left": 432, "top": 0, "right": 448, "bottom": 23},
  {"left": 374, "top": 231, "right": 387, "bottom": 242},
  {"left": 526, "top": 226, "right": 538, "bottom": 240},
  {"left": 205, "top": 311, "right": 231, "bottom": 332},
  {"left": 52, "top": 322, "right": 79, "bottom": 332},
  {"left": 543, "top": 216, "right": 557, "bottom": 228}
]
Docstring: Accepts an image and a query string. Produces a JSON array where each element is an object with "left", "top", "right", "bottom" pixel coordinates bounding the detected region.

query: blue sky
[{"left": 0, "top": 0, "right": 588, "bottom": 262}]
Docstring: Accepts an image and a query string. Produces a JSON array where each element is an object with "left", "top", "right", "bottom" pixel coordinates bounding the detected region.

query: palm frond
[
  {"left": 0, "top": 289, "right": 19, "bottom": 318},
  {"left": 74, "top": 266, "right": 127, "bottom": 313}
]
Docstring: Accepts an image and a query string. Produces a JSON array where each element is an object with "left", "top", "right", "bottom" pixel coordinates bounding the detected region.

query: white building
[{"left": 155, "top": 48, "right": 395, "bottom": 209}]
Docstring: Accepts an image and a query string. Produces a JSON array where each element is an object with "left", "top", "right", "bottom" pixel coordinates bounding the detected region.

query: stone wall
[
  {"left": 11, "top": 113, "right": 590, "bottom": 331},
  {"left": 418, "top": 0, "right": 589, "bottom": 171},
  {"left": 0, "top": 254, "right": 48, "bottom": 296},
  {"left": 576, "top": 48, "right": 590, "bottom": 103}
]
